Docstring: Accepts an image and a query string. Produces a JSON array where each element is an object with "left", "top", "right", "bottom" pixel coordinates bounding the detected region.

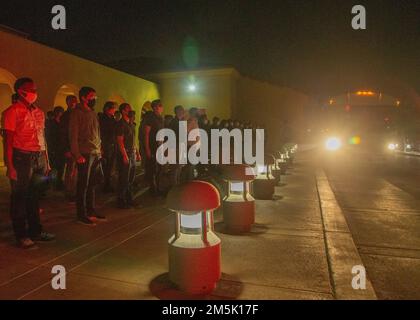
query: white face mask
[{"left": 19, "top": 90, "right": 38, "bottom": 104}]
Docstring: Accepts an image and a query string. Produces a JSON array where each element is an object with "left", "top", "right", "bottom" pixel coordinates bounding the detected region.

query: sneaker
[
  {"left": 88, "top": 210, "right": 107, "bottom": 221},
  {"left": 18, "top": 238, "right": 38, "bottom": 250},
  {"left": 88, "top": 216, "right": 98, "bottom": 222},
  {"left": 31, "top": 232, "right": 56, "bottom": 242},
  {"left": 78, "top": 217, "right": 97, "bottom": 226},
  {"left": 92, "top": 214, "right": 107, "bottom": 221}
]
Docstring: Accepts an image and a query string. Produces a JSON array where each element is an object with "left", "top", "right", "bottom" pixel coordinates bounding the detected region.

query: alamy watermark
[
  {"left": 352, "top": 5, "right": 367, "bottom": 30},
  {"left": 352, "top": 265, "right": 367, "bottom": 290},
  {"left": 51, "top": 5, "right": 67, "bottom": 30},
  {"left": 51, "top": 4, "right": 367, "bottom": 31},
  {"left": 51, "top": 265, "right": 66, "bottom": 290},
  {"left": 156, "top": 122, "right": 265, "bottom": 174}
]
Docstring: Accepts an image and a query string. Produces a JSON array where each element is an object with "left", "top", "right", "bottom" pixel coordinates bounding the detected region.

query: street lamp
[
  {"left": 268, "top": 153, "right": 281, "bottom": 185},
  {"left": 188, "top": 84, "right": 197, "bottom": 92},
  {"left": 388, "top": 143, "right": 396, "bottom": 151},
  {"left": 283, "top": 143, "right": 297, "bottom": 165},
  {"left": 288, "top": 144, "right": 297, "bottom": 165},
  {"left": 222, "top": 164, "right": 256, "bottom": 233},
  {"left": 252, "top": 154, "right": 276, "bottom": 200},
  {"left": 166, "top": 180, "right": 221, "bottom": 295},
  {"left": 276, "top": 151, "right": 288, "bottom": 175},
  {"left": 282, "top": 149, "right": 293, "bottom": 168}
]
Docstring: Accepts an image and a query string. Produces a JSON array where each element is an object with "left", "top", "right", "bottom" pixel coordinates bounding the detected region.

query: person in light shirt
[{"left": 1, "top": 78, "right": 55, "bottom": 249}]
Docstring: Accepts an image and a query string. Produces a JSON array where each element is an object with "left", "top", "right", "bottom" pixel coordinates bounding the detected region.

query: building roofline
[
  {"left": 149, "top": 67, "right": 240, "bottom": 79},
  {"left": 0, "top": 27, "right": 154, "bottom": 85},
  {"left": 0, "top": 24, "right": 30, "bottom": 39}
]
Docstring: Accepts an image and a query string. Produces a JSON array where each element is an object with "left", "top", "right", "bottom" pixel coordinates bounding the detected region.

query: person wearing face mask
[
  {"left": 99, "top": 101, "right": 118, "bottom": 193},
  {"left": 69, "top": 87, "right": 105, "bottom": 226},
  {"left": 168, "top": 105, "right": 186, "bottom": 186},
  {"left": 116, "top": 104, "right": 141, "bottom": 208},
  {"left": 60, "top": 95, "right": 78, "bottom": 202},
  {"left": 142, "top": 99, "right": 164, "bottom": 196},
  {"left": 46, "top": 106, "right": 65, "bottom": 190},
  {"left": 0, "top": 78, "right": 56, "bottom": 249}
]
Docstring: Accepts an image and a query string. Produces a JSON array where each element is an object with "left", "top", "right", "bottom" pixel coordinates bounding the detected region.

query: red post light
[
  {"left": 166, "top": 181, "right": 221, "bottom": 295},
  {"left": 222, "top": 164, "right": 256, "bottom": 233},
  {"left": 252, "top": 154, "right": 277, "bottom": 200}
]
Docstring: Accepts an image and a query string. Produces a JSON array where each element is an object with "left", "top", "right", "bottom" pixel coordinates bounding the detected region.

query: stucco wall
[
  {"left": 236, "top": 77, "right": 313, "bottom": 149},
  {"left": 151, "top": 68, "right": 315, "bottom": 149},
  {"left": 150, "top": 69, "right": 237, "bottom": 120}
]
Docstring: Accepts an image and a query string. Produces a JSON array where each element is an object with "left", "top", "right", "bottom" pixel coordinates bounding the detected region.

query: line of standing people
[{"left": 1, "top": 77, "right": 164, "bottom": 249}]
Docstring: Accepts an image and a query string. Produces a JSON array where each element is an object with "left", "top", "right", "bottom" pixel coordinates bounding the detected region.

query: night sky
[{"left": 0, "top": 0, "right": 419, "bottom": 97}]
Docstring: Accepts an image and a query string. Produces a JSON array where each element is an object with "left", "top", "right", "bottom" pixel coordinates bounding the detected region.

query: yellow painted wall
[
  {"left": 236, "top": 77, "right": 314, "bottom": 149},
  {"left": 0, "top": 29, "right": 160, "bottom": 165},
  {"left": 149, "top": 68, "right": 237, "bottom": 120},
  {"left": 151, "top": 68, "right": 315, "bottom": 149}
]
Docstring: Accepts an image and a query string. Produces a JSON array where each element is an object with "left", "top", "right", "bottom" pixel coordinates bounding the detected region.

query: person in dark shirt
[
  {"left": 220, "top": 119, "right": 229, "bottom": 130},
  {"left": 138, "top": 108, "right": 151, "bottom": 169},
  {"left": 99, "top": 101, "right": 117, "bottom": 193},
  {"left": 60, "top": 95, "right": 78, "bottom": 201},
  {"left": 114, "top": 111, "right": 122, "bottom": 122},
  {"left": 128, "top": 110, "right": 136, "bottom": 124},
  {"left": 168, "top": 105, "right": 185, "bottom": 186},
  {"left": 47, "top": 106, "right": 65, "bottom": 190},
  {"left": 164, "top": 115, "right": 174, "bottom": 128},
  {"left": 69, "top": 87, "right": 105, "bottom": 225},
  {"left": 169, "top": 105, "right": 185, "bottom": 143},
  {"left": 142, "top": 99, "right": 164, "bottom": 195},
  {"left": 211, "top": 116, "right": 220, "bottom": 130},
  {"left": 116, "top": 103, "right": 141, "bottom": 208},
  {"left": 198, "top": 114, "right": 211, "bottom": 133},
  {"left": 45, "top": 110, "right": 54, "bottom": 134}
]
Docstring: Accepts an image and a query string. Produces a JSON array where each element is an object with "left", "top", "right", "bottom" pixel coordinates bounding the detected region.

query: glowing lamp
[
  {"left": 166, "top": 181, "right": 221, "bottom": 295},
  {"left": 356, "top": 91, "right": 375, "bottom": 96},
  {"left": 268, "top": 152, "right": 281, "bottom": 185},
  {"left": 188, "top": 84, "right": 197, "bottom": 92},
  {"left": 276, "top": 151, "right": 288, "bottom": 175},
  {"left": 349, "top": 136, "right": 361, "bottom": 145},
  {"left": 283, "top": 143, "right": 296, "bottom": 165},
  {"left": 222, "top": 164, "right": 256, "bottom": 233},
  {"left": 253, "top": 154, "right": 276, "bottom": 200},
  {"left": 388, "top": 143, "right": 396, "bottom": 151},
  {"left": 257, "top": 165, "right": 268, "bottom": 175},
  {"left": 325, "top": 137, "right": 342, "bottom": 151}
]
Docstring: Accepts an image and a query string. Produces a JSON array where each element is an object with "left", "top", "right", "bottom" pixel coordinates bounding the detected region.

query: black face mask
[{"left": 87, "top": 99, "right": 96, "bottom": 109}]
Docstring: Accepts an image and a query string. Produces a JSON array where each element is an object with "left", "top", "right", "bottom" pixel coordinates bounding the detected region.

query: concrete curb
[
  {"left": 395, "top": 151, "right": 420, "bottom": 157},
  {"left": 315, "top": 169, "right": 377, "bottom": 300}
]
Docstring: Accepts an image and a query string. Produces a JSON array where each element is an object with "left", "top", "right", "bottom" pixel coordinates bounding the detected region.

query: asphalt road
[{"left": 319, "top": 146, "right": 420, "bottom": 299}]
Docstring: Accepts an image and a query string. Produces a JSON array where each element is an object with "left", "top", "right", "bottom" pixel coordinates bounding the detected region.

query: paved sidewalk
[{"left": 0, "top": 153, "right": 373, "bottom": 300}]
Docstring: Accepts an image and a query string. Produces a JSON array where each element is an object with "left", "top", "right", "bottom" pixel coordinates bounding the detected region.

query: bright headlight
[
  {"left": 388, "top": 143, "right": 396, "bottom": 151},
  {"left": 325, "top": 137, "right": 342, "bottom": 151}
]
